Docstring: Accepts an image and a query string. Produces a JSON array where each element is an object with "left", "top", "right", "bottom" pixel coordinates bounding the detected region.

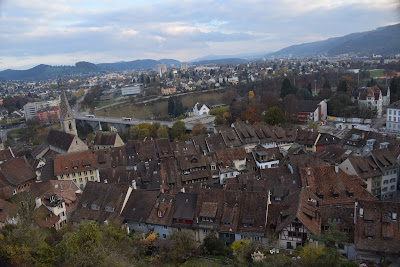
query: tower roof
[{"left": 60, "top": 91, "right": 73, "bottom": 120}]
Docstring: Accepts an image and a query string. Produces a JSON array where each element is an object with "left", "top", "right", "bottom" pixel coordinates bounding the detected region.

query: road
[{"left": 74, "top": 115, "right": 213, "bottom": 131}]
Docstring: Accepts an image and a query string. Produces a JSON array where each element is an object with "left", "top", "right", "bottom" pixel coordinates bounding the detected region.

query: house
[
  {"left": 314, "top": 133, "right": 340, "bottom": 152},
  {"left": 31, "top": 129, "right": 88, "bottom": 159},
  {"left": 31, "top": 180, "right": 81, "bottom": 221},
  {"left": 146, "top": 193, "right": 176, "bottom": 239},
  {"left": 92, "top": 133, "right": 124, "bottom": 150},
  {"left": 370, "top": 148, "right": 398, "bottom": 200},
  {"left": 172, "top": 192, "right": 197, "bottom": 229},
  {"left": 0, "top": 157, "right": 36, "bottom": 199},
  {"left": 218, "top": 127, "right": 242, "bottom": 148},
  {"left": 351, "top": 86, "right": 388, "bottom": 118},
  {"left": 354, "top": 200, "right": 400, "bottom": 263},
  {"left": 299, "top": 165, "right": 376, "bottom": 205},
  {"left": 176, "top": 154, "right": 211, "bottom": 185},
  {"left": 191, "top": 189, "right": 242, "bottom": 244},
  {"left": 267, "top": 189, "right": 320, "bottom": 250},
  {"left": 0, "top": 199, "right": 18, "bottom": 228},
  {"left": 70, "top": 182, "right": 132, "bottom": 225},
  {"left": 193, "top": 103, "right": 210, "bottom": 116},
  {"left": 296, "top": 100, "right": 327, "bottom": 123},
  {"left": 232, "top": 122, "right": 260, "bottom": 153},
  {"left": 155, "top": 139, "right": 174, "bottom": 158},
  {"left": 295, "top": 129, "right": 320, "bottom": 152},
  {"left": 33, "top": 205, "right": 62, "bottom": 230},
  {"left": 339, "top": 156, "right": 383, "bottom": 199},
  {"left": 160, "top": 157, "right": 180, "bottom": 189},
  {"left": 123, "top": 190, "right": 159, "bottom": 234},
  {"left": 235, "top": 192, "right": 269, "bottom": 243},
  {"left": 252, "top": 145, "right": 282, "bottom": 169},
  {"left": 53, "top": 150, "right": 100, "bottom": 190},
  {"left": 216, "top": 147, "right": 247, "bottom": 184},
  {"left": 339, "top": 129, "right": 388, "bottom": 156},
  {"left": 315, "top": 146, "right": 352, "bottom": 165},
  {"left": 386, "top": 100, "right": 400, "bottom": 132},
  {"left": 252, "top": 124, "right": 276, "bottom": 149},
  {"left": 161, "top": 87, "right": 176, "bottom": 95}
]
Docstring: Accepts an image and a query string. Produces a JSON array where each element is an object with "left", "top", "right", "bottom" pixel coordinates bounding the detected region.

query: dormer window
[
  {"left": 360, "top": 207, "right": 364, "bottom": 217},
  {"left": 158, "top": 211, "right": 163, "bottom": 218}
]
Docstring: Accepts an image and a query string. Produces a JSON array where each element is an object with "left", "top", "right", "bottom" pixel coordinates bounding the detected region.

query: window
[
  {"left": 73, "top": 179, "right": 77, "bottom": 183},
  {"left": 66, "top": 174, "right": 70, "bottom": 178},
  {"left": 90, "top": 170, "right": 93, "bottom": 174},
  {"left": 164, "top": 226, "right": 168, "bottom": 230},
  {"left": 389, "top": 110, "right": 392, "bottom": 115},
  {"left": 389, "top": 117, "right": 392, "bottom": 121},
  {"left": 91, "top": 176, "right": 94, "bottom": 181},
  {"left": 12, "top": 189, "right": 17, "bottom": 195},
  {"left": 60, "top": 174, "right": 63, "bottom": 179},
  {"left": 85, "top": 177, "right": 88, "bottom": 182},
  {"left": 163, "top": 234, "right": 167, "bottom": 239},
  {"left": 384, "top": 180, "right": 389, "bottom": 185},
  {"left": 203, "top": 229, "right": 207, "bottom": 233},
  {"left": 79, "top": 178, "right": 83, "bottom": 182},
  {"left": 72, "top": 173, "right": 76, "bottom": 177},
  {"left": 391, "top": 185, "right": 395, "bottom": 190},
  {"left": 390, "top": 178, "right": 396, "bottom": 183}
]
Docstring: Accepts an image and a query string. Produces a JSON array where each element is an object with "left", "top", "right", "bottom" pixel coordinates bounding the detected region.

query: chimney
[
  {"left": 335, "top": 164, "right": 339, "bottom": 174},
  {"left": 132, "top": 180, "right": 137, "bottom": 190}
]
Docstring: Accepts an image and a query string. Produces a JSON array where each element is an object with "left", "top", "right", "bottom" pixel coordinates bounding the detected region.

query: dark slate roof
[
  {"left": 297, "top": 100, "right": 321, "bottom": 113},
  {"left": 315, "top": 133, "right": 340, "bottom": 147},
  {"left": 122, "top": 190, "right": 159, "bottom": 223},
  {"left": 46, "top": 129, "right": 75, "bottom": 151},
  {"left": 173, "top": 192, "right": 197, "bottom": 220}
]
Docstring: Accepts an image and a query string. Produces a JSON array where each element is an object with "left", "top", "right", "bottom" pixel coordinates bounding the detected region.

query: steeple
[{"left": 59, "top": 91, "right": 77, "bottom": 136}]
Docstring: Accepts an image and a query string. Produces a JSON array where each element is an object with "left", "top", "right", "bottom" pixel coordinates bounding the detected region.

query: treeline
[{"left": 0, "top": 220, "right": 357, "bottom": 266}]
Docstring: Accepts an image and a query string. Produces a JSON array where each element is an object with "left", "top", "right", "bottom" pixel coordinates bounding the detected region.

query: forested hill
[
  {"left": 0, "top": 59, "right": 181, "bottom": 81},
  {"left": 273, "top": 23, "right": 400, "bottom": 57}
]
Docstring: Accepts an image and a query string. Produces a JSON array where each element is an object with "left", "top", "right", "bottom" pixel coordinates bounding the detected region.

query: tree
[
  {"left": 280, "top": 78, "right": 296, "bottom": 98},
  {"left": 297, "top": 88, "right": 313, "bottom": 100},
  {"left": 323, "top": 79, "right": 331, "bottom": 89},
  {"left": 157, "top": 126, "right": 169, "bottom": 139},
  {"left": 307, "top": 82, "right": 312, "bottom": 93},
  {"left": 264, "top": 106, "right": 285, "bottom": 125},
  {"left": 248, "top": 90, "right": 254, "bottom": 100},
  {"left": 168, "top": 97, "right": 174, "bottom": 116},
  {"left": 171, "top": 121, "right": 186, "bottom": 141},
  {"left": 167, "top": 229, "right": 197, "bottom": 264},
  {"left": 203, "top": 231, "right": 231, "bottom": 256},
  {"left": 337, "top": 80, "right": 348, "bottom": 93},
  {"left": 191, "top": 122, "right": 207, "bottom": 136},
  {"left": 146, "top": 76, "right": 151, "bottom": 84}
]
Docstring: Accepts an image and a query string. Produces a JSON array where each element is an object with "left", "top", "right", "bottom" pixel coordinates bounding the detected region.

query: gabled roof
[
  {"left": 93, "top": 133, "right": 117, "bottom": 146},
  {"left": 46, "top": 129, "right": 75, "bottom": 152},
  {"left": 53, "top": 150, "right": 96, "bottom": 175},
  {"left": 232, "top": 121, "right": 260, "bottom": 145},
  {"left": 71, "top": 182, "right": 129, "bottom": 224},
  {"left": 316, "top": 146, "right": 352, "bottom": 165},
  {"left": 156, "top": 138, "right": 174, "bottom": 158},
  {"left": 0, "top": 198, "right": 18, "bottom": 223},
  {"left": 0, "top": 157, "right": 36, "bottom": 186},
  {"left": 370, "top": 148, "right": 398, "bottom": 171},
  {"left": 346, "top": 156, "right": 382, "bottom": 179},
  {"left": 299, "top": 166, "right": 376, "bottom": 205},
  {"left": 146, "top": 193, "right": 176, "bottom": 226},
  {"left": 205, "top": 133, "right": 227, "bottom": 153},
  {"left": 122, "top": 190, "right": 159, "bottom": 223},
  {"left": 216, "top": 147, "right": 247, "bottom": 167},
  {"left": 271, "top": 188, "right": 321, "bottom": 236},
  {"left": 297, "top": 100, "right": 321, "bottom": 113}
]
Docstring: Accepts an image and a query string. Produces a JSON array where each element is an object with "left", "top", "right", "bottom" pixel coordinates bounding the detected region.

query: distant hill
[
  {"left": 273, "top": 23, "right": 400, "bottom": 57},
  {"left": 192, "top": 58, "right": 247, "bottom": 65},
  {"left": 0, "top": 62, "right": 105, "bottom": 81},
  {"left": 98, "top": 58, "right": 180, "bottom": 71},
  {"left": 0, "top": 59, "right": 181, "bottom": 81}
]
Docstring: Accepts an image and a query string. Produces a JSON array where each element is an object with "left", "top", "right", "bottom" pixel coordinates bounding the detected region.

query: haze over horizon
[{"left": 0, "top": 0, "right": 399, "bottom": 71}]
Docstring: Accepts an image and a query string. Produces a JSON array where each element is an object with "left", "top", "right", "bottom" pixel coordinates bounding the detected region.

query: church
[{"left": 32, "top": 91, "right": 88, "bottom": 160}]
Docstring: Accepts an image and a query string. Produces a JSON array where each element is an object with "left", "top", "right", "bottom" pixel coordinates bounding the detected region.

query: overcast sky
[{"left": 0, "top": 0, "right": 399, "bottom": 70}]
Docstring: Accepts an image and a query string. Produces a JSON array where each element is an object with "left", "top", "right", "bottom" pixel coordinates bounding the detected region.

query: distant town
[{"left": 0, "top": 51, "right": 400, "bottom": 266}]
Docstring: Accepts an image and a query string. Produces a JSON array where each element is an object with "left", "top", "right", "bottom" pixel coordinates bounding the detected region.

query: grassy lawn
[
  {"left": 181, "top": 257, "right": 231, "bottom": 267},
  {"left": 96, "top": 98, "right": 117, "bottom": 108},
  {"left": 95, "top": 90, "right": 231, "bottom": 120},
  {"left": 369, "top": 69, "right": 384, "bottom": 78}
]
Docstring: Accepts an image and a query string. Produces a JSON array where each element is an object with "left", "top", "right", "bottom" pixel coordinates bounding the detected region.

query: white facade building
[
  {"left": 121, "top": 84, "right": 144, "bottom": 96},
  {"left": 193, "top": 103, "right": 210, "bottom": 116},
  {"left": 386, "top": 100, "right": 400, "bottom": 132}
]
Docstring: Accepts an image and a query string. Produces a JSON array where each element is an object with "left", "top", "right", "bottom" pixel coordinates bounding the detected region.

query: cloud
[{"left": 0, "top": 0, "right": 398, "bottom": 70}]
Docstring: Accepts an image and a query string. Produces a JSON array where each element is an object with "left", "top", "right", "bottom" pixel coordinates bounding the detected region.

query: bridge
[{"left": 74, "top": 114, "right": 214, "bottom": 132}]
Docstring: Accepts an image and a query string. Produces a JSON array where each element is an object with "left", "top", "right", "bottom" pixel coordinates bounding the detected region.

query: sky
[{"left": 0, "top": 0, "right": 399, "bottom": 70}]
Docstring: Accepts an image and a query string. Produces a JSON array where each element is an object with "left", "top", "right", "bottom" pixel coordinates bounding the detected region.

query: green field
[
  {"left": 369, "top": 69, "right": 384, "bottom": 78},
  {"left": 95, "top": 90, "right": 231, "bottom": 120}
]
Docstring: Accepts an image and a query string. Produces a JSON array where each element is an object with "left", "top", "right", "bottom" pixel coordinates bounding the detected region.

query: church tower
[{"left": 59, "top": 91, "right": 77, "bottom": 136}]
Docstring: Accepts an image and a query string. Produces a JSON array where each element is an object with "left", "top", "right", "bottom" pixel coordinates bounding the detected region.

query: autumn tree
[
  {"left": 171, "top": 121, "right": 187, "bottom": 141},
  {"left": 248, "top": 90, "right": 254, "bottom": 100},
  {"left": 167, "top": 229, "right": 198, "bottom": 264},
  {"left": 191, "top": 122, "right": 207, "bottom": 136},
  {"left": 157, "top": 125, "right": 169, "bottom": 138}
]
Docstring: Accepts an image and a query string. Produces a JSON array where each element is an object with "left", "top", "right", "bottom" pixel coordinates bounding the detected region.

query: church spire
[{"left": 59, "top": 91, "right": 77, "bottom": 136}]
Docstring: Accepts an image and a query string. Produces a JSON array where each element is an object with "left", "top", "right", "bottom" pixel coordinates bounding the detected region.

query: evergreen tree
[
  {"left": 168, "top": 97, "right": 174, "bottom": 116},
  {"left": 307, "top": 82, "right": 312, "bottom": 93},
  {"left": 280, "top": 78, "right": 295, "bottom": 98}
]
